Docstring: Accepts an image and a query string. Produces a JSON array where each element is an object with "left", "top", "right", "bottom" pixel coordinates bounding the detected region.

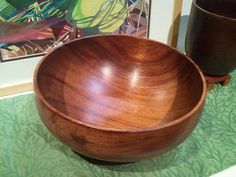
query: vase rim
[{"left": 193, "top": 0, "right": 236, "bottom": 22}]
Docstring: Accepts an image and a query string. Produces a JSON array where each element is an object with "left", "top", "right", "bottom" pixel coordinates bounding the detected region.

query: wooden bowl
[
  {"left": 186, "top": 0, "right": 236, "bottom": 76},
  {"left": 34, "top": 35, "right": 207, "bottom": 162}
]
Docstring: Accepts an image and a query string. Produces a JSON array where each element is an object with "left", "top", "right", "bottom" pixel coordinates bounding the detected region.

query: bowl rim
[
  {"left": 193, "top": 0, "right": 236, "bottom": 22},
  {"left": 34, "top": 34, "right": 207, "bottom": 133}
]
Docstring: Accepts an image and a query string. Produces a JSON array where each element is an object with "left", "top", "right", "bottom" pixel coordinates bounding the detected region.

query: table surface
[{"left": 1, "top": 71, "right": 236, "bottom": 177}]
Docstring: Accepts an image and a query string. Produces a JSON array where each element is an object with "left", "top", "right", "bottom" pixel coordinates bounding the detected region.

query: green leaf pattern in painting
[{"left": 1, "top": 70, "right": 236, "bottom": 177}]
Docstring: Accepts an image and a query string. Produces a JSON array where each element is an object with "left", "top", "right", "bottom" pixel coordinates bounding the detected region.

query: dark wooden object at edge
[
  {"left": 34, "top": 35, "right": 207, "bottom": 162},
  {"left": 186, "top": 0, "right": 236, "bottom": 76},
  {"left": 205, "top": 74, "right": 231, "bottom": 90}
]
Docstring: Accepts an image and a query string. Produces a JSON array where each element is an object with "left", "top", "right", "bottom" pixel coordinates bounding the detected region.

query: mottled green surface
[{"left": 1, "top": 71, "right": 236, "bottom": 177}]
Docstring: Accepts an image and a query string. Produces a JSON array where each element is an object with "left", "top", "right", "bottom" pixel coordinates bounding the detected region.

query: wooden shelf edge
[
  {"left": 0, "top": 82, "right": 33, "bottom": 97},
  {"left": 169, "top": 0, "right": 183, "bottom": 47}
]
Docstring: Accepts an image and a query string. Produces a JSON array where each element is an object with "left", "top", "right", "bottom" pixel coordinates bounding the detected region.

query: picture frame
[
  {"left": 0, "top": 0, "right": 183, "bottom": 97},
  {"left": 0, "top": 0, "right": 152, "bottom": 62}
]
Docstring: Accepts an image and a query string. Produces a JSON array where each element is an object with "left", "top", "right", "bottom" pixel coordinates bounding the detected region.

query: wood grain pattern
[
  {"left": 186, "top": 0, "right": 236, "bottom": 76},
  {"left": 34, "top": 35, "right": 207, "bottom": 162}
]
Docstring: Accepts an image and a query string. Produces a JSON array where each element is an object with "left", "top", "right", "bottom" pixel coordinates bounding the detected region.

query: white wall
[
  {"left": 182, "top": 0, "right": 192, "bottom": 15},
  {"left": 0, "top": 57, "right": 41, "bottom": 87},
  {"left": 149, "top": 0, "right": 174, "bottom": 43},
  {"left": 0, "top": 0, "right": 176, "bottom": 88}
]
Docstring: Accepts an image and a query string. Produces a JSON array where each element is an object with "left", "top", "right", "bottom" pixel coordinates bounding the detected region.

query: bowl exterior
[
  {"left": 34, "top": 91, "right": 204, "bottom": 162},
  {"left": 185, "top": 0, "right": 236, "bottom": 76}
]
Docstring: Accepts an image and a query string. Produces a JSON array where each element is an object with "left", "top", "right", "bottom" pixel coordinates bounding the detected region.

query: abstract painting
[{"left": 0, "top": 0, "right": 151, "bottom": 62}]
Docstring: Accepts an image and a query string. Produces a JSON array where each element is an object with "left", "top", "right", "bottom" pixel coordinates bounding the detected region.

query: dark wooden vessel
[
  {"left": 186, "top": 0, "right": 236, "bottom": 76},
  {"left": 34, "top": 35, "right": 207, "bottom": 162}
]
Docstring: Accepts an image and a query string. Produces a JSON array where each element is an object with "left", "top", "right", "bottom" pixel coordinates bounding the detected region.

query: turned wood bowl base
[
  {"left": 205, "top": 74, "right": 231, "bottom": 90},
  {"left": 73, "top": 151, "right": 132, "bottom": 165}
]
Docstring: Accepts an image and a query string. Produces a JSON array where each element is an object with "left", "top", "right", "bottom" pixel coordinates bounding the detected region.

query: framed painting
[{"left": 0, "top": 0, "right": 151, "bottom": 62}]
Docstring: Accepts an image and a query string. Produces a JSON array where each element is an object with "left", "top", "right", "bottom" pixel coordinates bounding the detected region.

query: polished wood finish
[
  {"left": 34, "top": 35, "right": 207, "bottom": 162},
  {"left": 205, "top": 74, "right": 231, "bottom": 90},
  {"left": 186, "top": 0, "right": 236, "bottom": 76}
]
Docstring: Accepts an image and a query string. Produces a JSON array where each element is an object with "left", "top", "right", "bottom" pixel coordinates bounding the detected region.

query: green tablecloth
[{"left": 1, "top": 71, "right": 236, "bottom": 177}]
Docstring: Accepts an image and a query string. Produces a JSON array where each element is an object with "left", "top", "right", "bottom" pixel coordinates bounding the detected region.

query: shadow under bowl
[{"left": 34, "top": 35, "right": 207, "bottom": 162}]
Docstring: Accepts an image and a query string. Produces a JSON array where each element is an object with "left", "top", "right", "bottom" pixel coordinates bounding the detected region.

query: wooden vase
[{"left": 185, "top": 0, "right": 236, "bottom": 76}]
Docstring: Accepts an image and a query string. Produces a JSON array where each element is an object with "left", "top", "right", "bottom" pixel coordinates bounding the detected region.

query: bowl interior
[
  {"left": 35, "top": 35, "right": 204, "bottom": 131},
  {"left": 196, "top": 0, "right": 236, "bottom": 19}
]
